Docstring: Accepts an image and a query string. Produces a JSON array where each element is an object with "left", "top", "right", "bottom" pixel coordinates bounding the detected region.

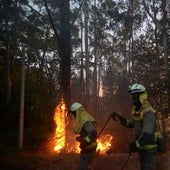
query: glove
[
  {"left": 111, "top": 112, "right": 127, "bottom": 126},
  {"left": 111, "top": 112, "right": 118, "bottom": 121},
  {"left": 76, "top": 136, "right": 88, "bottom": 149},
  {"left": 76, "top": 136, "right": 82, "bottom": 142},
  {"left": 80, "top": 141, "right": 88, "bottom": 149},
  {"left": 129, "top": 141, "right": 139, "bottom": 153}
]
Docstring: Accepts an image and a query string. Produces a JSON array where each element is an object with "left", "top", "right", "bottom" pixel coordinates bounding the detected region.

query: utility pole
[
  {"left": 83, "top": 0, "right": 90, "bottom": 102},
  {"left": 18, "top": 47, "right": 25, "bottom": 150}
]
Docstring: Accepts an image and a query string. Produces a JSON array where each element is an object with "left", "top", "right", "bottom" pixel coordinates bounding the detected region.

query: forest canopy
[{"left": 0, "top": 0, "right": 169, "bottom": 137}]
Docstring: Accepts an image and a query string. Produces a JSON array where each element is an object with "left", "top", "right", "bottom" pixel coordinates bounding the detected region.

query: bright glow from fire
[
  {"left": 97, "top": 134, "right": 113, "bottom": 153},
  {"left": 54, "top": 98, "right": 67, "bottom": 152},
  {"left": 53, "top": 98, "right": 113, "bottom": 154}
]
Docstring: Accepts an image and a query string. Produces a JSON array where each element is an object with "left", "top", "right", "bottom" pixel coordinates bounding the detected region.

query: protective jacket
[
  {"left": 74, "top": 107, "right": 97, "bottom": 153},
  {"left": 126, "top": 92, "right": 158, "bottom": 150}
]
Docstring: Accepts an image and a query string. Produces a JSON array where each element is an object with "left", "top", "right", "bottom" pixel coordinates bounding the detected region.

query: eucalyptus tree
[
  {"left": 142, "top": 0, "right": 170, "bottom": 111},
  {"left": 84, "top": 0, "right": 146, "bottom": 113},
  {"left": 70, "top": 0, "right": 143, "bottom": 113},
  {"left": 88, "top": 0, "right": 122, "bottom": 114},
  {"left": 43, "top": 0, "right": 71, "bottom": 107},
  {"left": 0, "top": 0, "right": 29, "bottom": 129},
  {"left": 0, "top": 0, "right": 22, "bottom": 105},
  {"left": 140, "top": 0, "right": 170, "bottom": 137},
  {"left": 68, "top": 0, "right": 169, "bottom": 115},
  {"left": 0, "top": 0, "right": 60, "bottom": 129}
]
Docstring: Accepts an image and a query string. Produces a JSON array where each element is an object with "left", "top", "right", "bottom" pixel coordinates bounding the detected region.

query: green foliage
[{"left": 0, "top": 0, "right": 59, "bottom": 131}]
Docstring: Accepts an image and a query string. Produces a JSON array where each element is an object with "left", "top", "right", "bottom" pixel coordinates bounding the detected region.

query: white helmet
[
  {"left": 69, "top": 102, "right": 82, "bottom": 112},
  {"left": 128, "top": 83, "right": 146, "bottom": 94}
]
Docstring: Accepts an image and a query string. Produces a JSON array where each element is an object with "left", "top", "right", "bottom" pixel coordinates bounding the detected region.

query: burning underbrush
[
  {"left": 2, "top": 98, "right": 170, "bottom": 170},
  {"left": 50, "top": 98, "right": 120, "bottom": 155}
]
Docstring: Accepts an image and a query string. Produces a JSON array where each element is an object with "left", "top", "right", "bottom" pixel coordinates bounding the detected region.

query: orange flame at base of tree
[{"left": 53, "top": 98, "right": 67, "bottom": 153}]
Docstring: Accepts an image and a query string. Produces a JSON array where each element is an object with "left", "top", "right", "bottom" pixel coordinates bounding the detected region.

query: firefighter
[
  {"left": 69, "top": 102, "right": 97, "bottom": 170},
  {"left": 111, "top": 83, "right": 158, "bottom": 170}
]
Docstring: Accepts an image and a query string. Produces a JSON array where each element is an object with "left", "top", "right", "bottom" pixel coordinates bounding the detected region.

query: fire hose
[
  {"left": 96, "top": 114, "right": 131, "bottom": 170},
  {"left": 97, "top": 115, "right": 112, "bottom": 139},
  {"left": 120, "top": 153, "right": 132, "bottom": 170}
]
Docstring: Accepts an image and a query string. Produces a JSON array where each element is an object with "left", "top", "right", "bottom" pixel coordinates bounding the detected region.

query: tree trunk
[
  {"left": 6, "top": 43, "right": 12, "bottom": 104},
  {"left": 84, "top": 0, "right": 90, "bottom": 102},
  {"left": 59, "top": 0, "right": 71, "bottom": 107},
  {"left": 80, "top": 20, "right": 85, "bottom": 100},
  {"left": 162, "top": 0, "right": 170, "bottom": 110}
]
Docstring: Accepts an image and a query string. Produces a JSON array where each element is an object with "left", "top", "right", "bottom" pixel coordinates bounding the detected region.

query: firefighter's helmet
[
  {"left": 128, "top": 83, "right": 146, "bottom": 94},
  {"left": 70, "top": 102, "right": 82, "bottom": 112}
]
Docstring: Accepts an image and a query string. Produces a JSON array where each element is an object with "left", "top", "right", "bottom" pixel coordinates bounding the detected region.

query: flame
[
  {"left": 53, "top": 98, "right": 80, "bottom": 153},
  {"left": 71, "top": 134, "right": 113, "bottom": 154},
  {"left": 97, "top": 134, "right": 113, "bottom": 153},
  {"left": 53, "top": 98, "right": 113, "bottom": 154},
  {"left": 66, "top": 141, "right": 80, "bottom": 153},
  {"left": 53, "top": 98, "right": 67, "bottom": 152}
]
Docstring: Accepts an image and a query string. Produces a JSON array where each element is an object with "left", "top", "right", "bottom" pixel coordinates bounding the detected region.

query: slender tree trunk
[
  {"left": 80, "top": 20, "right": 85, "bottom": 100},
  {"left": 6, "top": 44, "right": 12, "bottom": 104},
  {"left": 93, "top": 0, "right": 98, "bottom": 116},
  {"left": 18, "top": 48, "right": 25, "bottom": 150},
  {"left": 83, "top": 0, "right": 90, "bottom": 102}
]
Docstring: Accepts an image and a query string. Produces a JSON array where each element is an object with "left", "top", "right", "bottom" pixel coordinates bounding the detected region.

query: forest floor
[{"left": 1, "top": 148, "right": 170, "bottom": 170}]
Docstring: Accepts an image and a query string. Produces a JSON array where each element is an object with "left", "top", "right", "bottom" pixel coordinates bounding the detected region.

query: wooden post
[{"left": 18, "top": 47, "right": 25, "bottom": 150}]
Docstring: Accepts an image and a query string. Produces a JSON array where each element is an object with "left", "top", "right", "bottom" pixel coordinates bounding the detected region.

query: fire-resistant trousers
[
  {"left": 78, "top": 151, "right": 96, "bottom": 170},
  {"left": 139, "top": 148, "right": 157, "bottom": 170}
]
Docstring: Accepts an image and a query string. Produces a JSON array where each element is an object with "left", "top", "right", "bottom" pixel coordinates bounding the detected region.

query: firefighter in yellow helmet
[
  {"left": 111, "top": 83, "right": 158, "bottom": 170},
  {"left": 69, "top": 102, "right": 97, "bottom": 170}
]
